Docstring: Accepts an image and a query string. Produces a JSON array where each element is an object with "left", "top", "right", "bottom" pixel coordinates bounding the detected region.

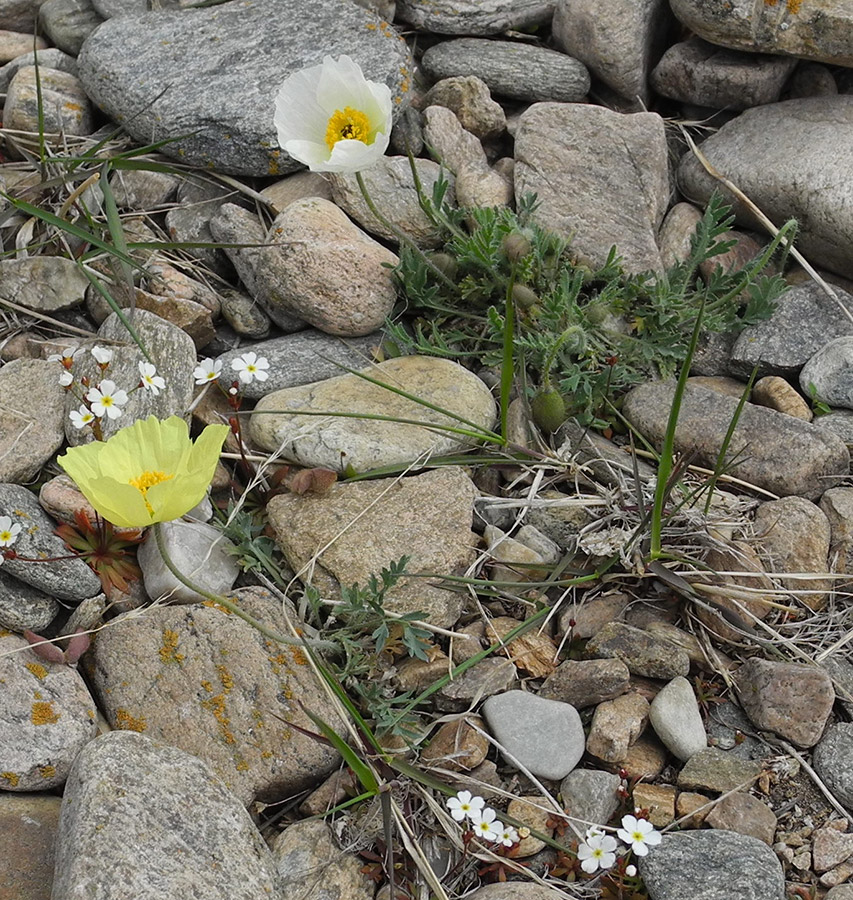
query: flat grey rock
[
  {"left": 678, "top": 97, "right": 853, "bottom": 280},
  {"left": 40, "top": 0, "right": 102, "bottom": 56},
  {"left": 0, "top": 632, "right": 97, "bottom": 791},
  {"left": 0, "top": 483, "right": 101, "bottom": 601},
  {"left": 0, "top": 257, "right": 89, "bottom": 313},
  {"left": 215, "top": 330, "right": 382, "bottom": 401},
  {"left": 0, "top": 568, "right": 58, "bottom": 633},
  {"left": 651, "top": 37, "right": 796, "bottom": 109},
  {"left": 729, "top": 282, "right": 853, "bottom": 379},
  {"left": 514, "top": 102, "right": 669, "bottom": 273},
  {"left": 89, "top": 590, "right": 342, "bottom": 805},
  {"left": 482, "top": 690, "right": 584, "bottom": 780},
  {"left": 396, "top": 0, "right": 551, "bottom": 35},
  {"left": 0, "top": 793, "right": 62, "bottom": 900},
  {"left": 420, "top": 38, "right": 589, "bottom": 103},
  {"left": 558, "top": 768, "right": 621, "bottom": 834},
  {"left": 801, "top": 336, "right": 853, "bottom": 409},
  {"left": 622, "top": 380, "right": 850, "bottom": 499},
  {"left": 0, "top": 358, "right": 66, "bottom": 484},
  {"left": 77, "top": 0, "right": 413, "bottom": 176},
  {"left": 813, "top": 723, "right": 853, "bottom": 810},
  {"left": 51, "top": 731, "right": 286, "bottom": 899},
  {"left": 640, "top": 830, "right": 785, "bottom": 900},
  {"left": 669, "top": 0, "right": 853, "bottom": 67}
]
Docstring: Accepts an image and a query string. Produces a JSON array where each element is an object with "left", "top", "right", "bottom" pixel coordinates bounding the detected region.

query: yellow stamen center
[
  {"left": 325, "top": 106, "right": 371, "bottom": 151},
  {"left": 129, "top": 470, "right": 174, "bottom": 515},
  {"left": 0, "top": 531, "right": 11, "bottom": 542}
]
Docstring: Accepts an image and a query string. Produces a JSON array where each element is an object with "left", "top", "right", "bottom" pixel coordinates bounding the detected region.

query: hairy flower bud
[
  {"left": 511, "top": 283, "right": 538, "bottom": 309},
  {"left": 502, "top": 233, "right": 532, "bottom": 263},
  {"left": 531, "top": 387, "right": 566, "bottom": 434}
]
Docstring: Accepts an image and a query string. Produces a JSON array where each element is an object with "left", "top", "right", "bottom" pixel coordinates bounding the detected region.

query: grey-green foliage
[{"left": 386, "top": 186, "right": 794, "bottom": 426}]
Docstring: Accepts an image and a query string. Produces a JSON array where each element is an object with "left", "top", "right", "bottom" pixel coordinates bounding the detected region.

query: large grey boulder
[{"left": 77, "top": 0, "right": 413, "bottom": 175}]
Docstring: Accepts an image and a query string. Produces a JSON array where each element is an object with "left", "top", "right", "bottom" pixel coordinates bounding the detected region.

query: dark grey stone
[
  {"left": 77, "top": 0, "right": 413, "bottom": 176},
  {"left": 420, "top": 38, "right": 589, "bottom": 103},
  {"left": 214, "top": 330, "right": 383, "bottom": 401},
  {"left": 51, "top": 731, "right": 286, "bottom": 898},
  {"left": 813, "top": 723, "right": 853, "bottom": 810},
  {"left": 801, "top": 336, "right": 853, "bottom": 410},
  {"left": 0, "top": 483, "right": 101, "bottom": 601},
  {"left": 0, "top": 569, "right": 59, "bottom": 633},
  {"left": 651, "top": 37, "right": 796, "bottom": 110},
  {"left": 729, "top": 282, "right": 853, "bottom": 379},
  {"left": 640, "top": 830, "right": 785, "bottom": 900},
  {"left": 396, "top": 0, "right": 551, "bottom": 36},
  {"left": 622, "top": 379, "right": 850, "bottom": 499},
  {"left": 40, "top": 0, "right": 102, "bottom": 56}
]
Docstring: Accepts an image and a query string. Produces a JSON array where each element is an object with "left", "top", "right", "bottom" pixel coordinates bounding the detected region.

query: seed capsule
[
  {"left": 511, "top": 283, "right": 538, "bottom": 309},
  {"left": 531, "top": 387, "right": 566, "bottom": 434},
  {"left": 502, "top": 233, "right": 532, "bottom": 263}
]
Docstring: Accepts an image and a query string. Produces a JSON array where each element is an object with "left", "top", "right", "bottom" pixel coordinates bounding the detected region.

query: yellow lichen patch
[
  {"left": 216, "top": 665, "right": 233, "bottom": 691},
  {"left": 235, "top": 758, "right": 249, "bottom": 772},
  {"left": 200, "top": 680, "right": 213, "bottom": 693},
  {"left": 115, "top": 708, "right": 147, "bottom": 732},
  {"left": 1, "top": 772, "right": 19, "bottom": 786},
  {"left": 201, "top": 693, "right": 235, "bottom": 744},
  {"left": 0, "top": 629, "right": 12, "bottom": 637},
  {"left": 39, "top": 765, "right": 56, "bottom": 779},
  {"left": 289, "top": 646, "right": 308, "bottom": 667},
  {"left": 33, "top": 691, "right": 42, "bottom": 700},
  {"left": 202, "top": 599, "right": 233, "bottom": 614},
  {"left": 159, "top": 629, "right": 185, "bottom": 665},
  {"left": 25, "top": 662, "right": 48, "bottom": 679},
  {"left": 787, "top": 0, "right": 802, "bottom": 11},
  {"left": 31, "top": 701, "right": 60, "bottom": 725},
  {"left": 261, "top": 750, "right": 273, "bottom": 760},
  {"left": 764, "top": 0, "right": 779, "bottom": 5}
]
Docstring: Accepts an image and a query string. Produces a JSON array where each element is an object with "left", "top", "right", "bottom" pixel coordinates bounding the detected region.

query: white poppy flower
[{"left": 274, "top": 54, "right": 392, "bottom": 173}]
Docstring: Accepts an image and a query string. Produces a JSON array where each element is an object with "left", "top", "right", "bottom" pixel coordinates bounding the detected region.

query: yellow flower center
[
  {"left": 101, "top": 396, "right": 114, "bottom": 407},
  {"left": 0, "top": 530, "right": 11, "bottom": 542},
  {"left": 129, "top": 470, "right": 174, "bottom": 515},
  {"left": 325, "top": 106, "right": 371, "bottom": 150}
]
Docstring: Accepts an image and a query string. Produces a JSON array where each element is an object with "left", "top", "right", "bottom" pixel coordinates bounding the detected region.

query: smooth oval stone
[
  {"left": 678, "top": 96, "right": 853, "bottom": 280},
  {"left": 250, "top": 355, "right": 496, "bottom": 474},
  {"left": 77, "top": 0, "right": 413, "bottom": 176},
  {"left": 649, "top": 676, "right": 708, "bottom": 762},
  {"left": 396, "top": 0, "right": 551, "bottom": 35},
  {"left": 622, "top": 380, "right": 849, "bottom": 499},
  {"left": 669, "top": 0, "right": 853, "bottom": 67}
]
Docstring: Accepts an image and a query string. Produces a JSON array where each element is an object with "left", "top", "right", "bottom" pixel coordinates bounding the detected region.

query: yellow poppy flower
[{"left": 57, "top": 416, "right": 229, "bottom": 529}]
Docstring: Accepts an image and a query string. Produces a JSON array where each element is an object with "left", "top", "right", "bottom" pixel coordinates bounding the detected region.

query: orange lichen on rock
[
  {"left": 115, "top": 708, "right": 147, "bottom": 732},
  {"left": 159, "top": 629, "right": 185, "bottom": 665},
  {"left": 25, "top": 662, "right": 48, "bottom": 679},
  {"left": 1, "top": 772, "right": 19, "bottom": 786},
  {"left": 39, "top": 765, "right": 56, "bottom": 779},
  {"left": 31, "top": 701, "right": 60, "bottom": 725}
]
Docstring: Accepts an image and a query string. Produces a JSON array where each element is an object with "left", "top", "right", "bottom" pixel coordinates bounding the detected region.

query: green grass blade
[{"left": 301, "top": 705, "right": 380, "bottom": 795}]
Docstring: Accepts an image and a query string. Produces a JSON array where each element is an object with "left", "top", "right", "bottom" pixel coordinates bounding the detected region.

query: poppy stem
[
  {"left": 152, "top": 523, "right": 338, "bottom": 652},
  {"left": 355, "top": 171, "right": 458, "bottom": 293}
]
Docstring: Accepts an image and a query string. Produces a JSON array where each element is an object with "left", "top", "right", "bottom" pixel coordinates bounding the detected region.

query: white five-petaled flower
[
  {"left": 138, "top": 361, "right": 166, "bottom": 396},
  {"left": 446, "top": 790, "right": 485, "bottom": 823},
  {"left": 69, "top": 406, "right": 96, "bottom": 430},
  {"left": 47, "top": 346, "right": 81, "bottom": 363},
  {"left": 470, "top": 807, "right": 502, "bottom": 843},
  {"left": 193, "top": 357, "right": 222, "bottom": 385},
  {"left": 274, "top": 54, "right": 393, "bottom": 174},
  {"left": 625, "top": 865, "right": 637, "bottom": 877},
  {"left": 577, "top": 833, "right": 618, "bottom": 874},
  {"left": 86, "top": 380, "right": 128, "bottom": 420},
  {"left": 90, "top": 345, "right": 113, "bottom": 365},
  {"left": 496, "top": 824, "right": 519, "bottom": 848},
  {"left": 58, "top": 370, "right": 74, "bottom": 387},
  {"left": 0, "top": 515, "right": 21, "bottom": 547},
  {"left": 617, "top": 815, "right": 661, "bottom": 857},
  {"left": 231, "top": 351, "right": 270, "bottom": 384}
]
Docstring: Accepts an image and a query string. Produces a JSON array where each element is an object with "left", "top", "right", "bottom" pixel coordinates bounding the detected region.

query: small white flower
[
  {"left": 577, "top": 833, "right": 618, "bottom": 874},
  {"left": 496, "top": 824, "right": 519, "bottom": 848},
  {"left": 231, "top": 351, "right": 270, "bottom": 384},
  {"left": 446, "top": 791, "right": 485, "bottom": 823},
  {"left": 0, "top": 515, "right": 21, "bottom": 547},
  {"left": 625, "top": 865, "right": 637, "bottom": 877},
  {"left": 274, "top": 54, "right": 393, "bottom": 174},
  {"left": 86, "top": 380, "right": 128, "bottom": 420},
  {"left": 470, "top": 807, "right": 501, "bottom": 842},
  {"left": 138, "top": 361, "right": 166, "bottom": 396},
  {"left": 193, "top": 357, "right": 222, "bottom": 385},
  {"left": 47, "top": 346, "right": 81, "bottom": 363},
  {"left": 90, "top": 345, "right": 113, "bottom": 365},
  {"left": 617, "top": 815, "right": 661, "bottom": 857},
  {"left": 585, "top": 826, "right": 606, "bottom": 842},
  {"left": 70, "top": 406, "right": 96, "bottom": 430},
  {"left": 58, "top": 370, "right": 74, "bottom": 387}
]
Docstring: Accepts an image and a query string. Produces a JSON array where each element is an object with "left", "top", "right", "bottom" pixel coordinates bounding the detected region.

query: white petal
[
  {"left": 283, "top": 139, "right": 332, "bottom": 170},
  {"left": 324, "top": 137, "right": 386, "bottom": 173},
  {"left": 580, "top": 857, "right": 599, "bottom": 874},
  {"left": 274, "top": 63, "right": 330, "bottom": 147},
  {"left": 316, "top": 55, "right": 375, "bottom": 116}
]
